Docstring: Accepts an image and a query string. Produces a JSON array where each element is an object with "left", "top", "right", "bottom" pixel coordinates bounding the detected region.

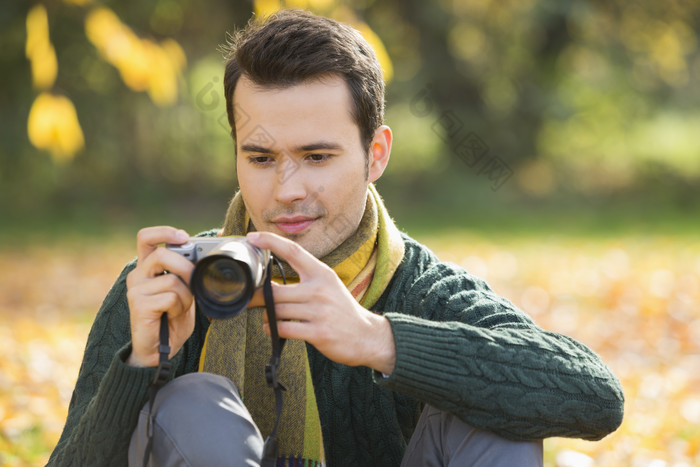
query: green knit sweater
[{"left": 48, "top": 234, "right": 624, "bottom": 466}]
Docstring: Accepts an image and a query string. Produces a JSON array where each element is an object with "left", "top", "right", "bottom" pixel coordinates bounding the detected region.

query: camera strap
[
  {"left": 143, "top": 312, "right": 171, "bottom": 467},
  {"left": 261, "top": 259, "right": 287, "bottom": 467}
]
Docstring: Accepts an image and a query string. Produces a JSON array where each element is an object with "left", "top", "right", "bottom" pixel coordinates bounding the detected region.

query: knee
[
  {"left": 404, "top": 405, "right": 543, "bottom": 467},
  {"left": 129, "top": 373, "right": 263, "bottom": 466},
  {"left": 441, "top": 409, "right": 543, "bottom": 467},
  {"left": 152, "top": 373, "right": 250, "bottom": 423}
]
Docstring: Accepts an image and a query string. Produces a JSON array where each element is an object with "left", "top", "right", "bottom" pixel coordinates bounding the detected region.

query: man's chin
[{"left": 292, "top": 234, "right": 335, "bottom": 259}]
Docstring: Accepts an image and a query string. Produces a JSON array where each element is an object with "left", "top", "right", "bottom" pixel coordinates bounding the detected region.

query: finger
[
  {"left": 247, "top": 288, "right": 265, "bottom": 308},
  {"left": 129, "top": 247, "right": 195, "bottom": 285},
  {"left": 131, "top": 291, "right": 191, "bottom": 321},
  {"left": 136, "top": 226, "right": 190, "bottom": 263},
  {"left": 263, "top": 319, "right": 312, "bottom": 341},
  {"left": 147, "top": 247, "right": 195, "bottom": 282},
  {"left": 130, "top": 272, "right": 193, "bottom": 303},
  {"left": 246, "top": 232, "right": 329, "bottom": 281},
  {"left": 268, "top": 281, "right": 309, "bottom": 305},
  {"left": 127, "top": 274, "right": 194, "bottom": 322},
  {"left": 246, "top": 281, "right": 306, "bottom": 310},
  {"left": 261, "top": 301, "right": 315, "bottom": 324}
]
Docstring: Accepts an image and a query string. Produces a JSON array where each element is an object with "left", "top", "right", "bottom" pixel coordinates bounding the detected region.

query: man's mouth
[{"left": 272, "top": 216, "right": 317, "bottom": 234}]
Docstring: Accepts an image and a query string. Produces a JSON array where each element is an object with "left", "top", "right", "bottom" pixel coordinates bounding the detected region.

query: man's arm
[
  {"left": 48, "top": 263, "right": 155, "bottom": 466},
  {"left": 246, "top": 231, "right": 623, "bottom": 442},
  {"left": 377, "top": 257, "right": 624, "bottom": 441},
  {"left": 49, "top": 227, "right": 206, "bottom": 466}
]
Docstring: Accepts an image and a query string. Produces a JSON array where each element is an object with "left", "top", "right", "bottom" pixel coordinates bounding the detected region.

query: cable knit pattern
[
  {"left": 376, "top": 239, "right": 623, "bottom": 442},
  {"left": 48, "top": 234, "right": 623, "bottom": 467},
  {"left": 48, "top": 261, "right": 211, "bottom": 467}
]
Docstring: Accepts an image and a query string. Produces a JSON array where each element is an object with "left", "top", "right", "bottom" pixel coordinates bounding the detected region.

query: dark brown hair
[{"left": 222, "top": 9, "right": 385, "bottom": 152}]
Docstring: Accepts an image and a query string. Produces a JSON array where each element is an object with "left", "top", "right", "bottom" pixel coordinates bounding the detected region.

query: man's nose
[{"left": 273, "top": 154, "right": 306, "bottom": 203}]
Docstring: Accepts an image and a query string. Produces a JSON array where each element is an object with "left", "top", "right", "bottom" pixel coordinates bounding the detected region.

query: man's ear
[{"left": 368, "top": 125, "right": 392, "bottom": 183}]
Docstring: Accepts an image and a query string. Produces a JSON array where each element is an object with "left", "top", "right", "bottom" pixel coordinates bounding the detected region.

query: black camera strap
[
  {"left": 261, "top": 259, "right": 287, "bottom": 467},
  {"left": 143, "top": 312, "right": 171, "bottom": 467}
]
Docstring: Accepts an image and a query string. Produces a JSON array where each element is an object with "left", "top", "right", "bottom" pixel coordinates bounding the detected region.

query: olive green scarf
[{"left": 199, "top": 184, "right": 404, "bottom": 465}]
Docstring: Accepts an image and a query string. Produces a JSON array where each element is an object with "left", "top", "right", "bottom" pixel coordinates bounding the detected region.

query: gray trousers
[{"left": 129, "top": 373, "right": 542, "bottom": 466}]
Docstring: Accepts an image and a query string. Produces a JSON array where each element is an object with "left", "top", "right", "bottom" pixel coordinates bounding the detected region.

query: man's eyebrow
[
  {"left": 240, "top": 142, "right": 344, "bottom": 154},
  {"left": 296, "top": 142, "right": 343, "bottom": 152},
  {"left": 240, "top": 144, "right": 273, "bottom": 153}
]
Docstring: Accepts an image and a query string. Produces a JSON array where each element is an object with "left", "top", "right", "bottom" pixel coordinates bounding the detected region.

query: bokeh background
[{"left": 1, "top": 0, "right": 699, "bottom": 465}]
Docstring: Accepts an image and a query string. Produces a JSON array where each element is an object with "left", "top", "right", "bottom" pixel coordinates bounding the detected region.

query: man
[{"left": 49, "top": 9, "right": 624, "bottom": 466}]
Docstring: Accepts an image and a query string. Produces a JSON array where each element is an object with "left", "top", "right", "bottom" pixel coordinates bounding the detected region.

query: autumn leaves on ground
[{"left": 1, "top": 232, "right": 698, "bottom": 466}]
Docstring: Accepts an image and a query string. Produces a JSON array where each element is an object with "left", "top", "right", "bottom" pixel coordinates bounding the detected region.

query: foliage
[
  {"left": 378, "top": 0, "right": 700, "bottom": 195},
  {"left": 1, "top": 230, "right": 699, "bottom": 466},
  {"left": 2, "top": 0, "right": 699, "bottom": 221},
  {"left": 426, "top": 230, "right": 700, "bottom": 466}
]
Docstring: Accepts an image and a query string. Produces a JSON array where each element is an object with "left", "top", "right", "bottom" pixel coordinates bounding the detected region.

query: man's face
[{"left": 233, "top": 74, "right": 374, "bottom": 258}]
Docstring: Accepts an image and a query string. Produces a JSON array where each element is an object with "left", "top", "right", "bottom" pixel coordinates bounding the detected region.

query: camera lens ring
[{"left": 191, "top": 255, "right": 255, "bottom": 319}]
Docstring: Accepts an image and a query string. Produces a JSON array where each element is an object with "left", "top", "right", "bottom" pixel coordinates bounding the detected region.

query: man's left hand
[{"left": 246, "top": 231, "right": 396, "bottom": 375}]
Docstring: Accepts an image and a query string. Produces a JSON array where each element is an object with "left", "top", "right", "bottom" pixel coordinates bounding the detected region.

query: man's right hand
[{"left": 125, "top": 226, "right": 196, "bottom": 367}]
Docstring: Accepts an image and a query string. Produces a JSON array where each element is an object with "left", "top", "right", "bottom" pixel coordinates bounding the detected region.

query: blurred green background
[{"left": 2, "top": 0, "right": 698, "bottom": 240}]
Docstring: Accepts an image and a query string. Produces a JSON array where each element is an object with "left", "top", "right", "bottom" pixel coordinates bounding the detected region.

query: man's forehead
[
  {"left": 232, "top": 74, "right": 351, "bottom": 110},
  {"left": 232, "top": 74, "right": 359, "bottom": 149}
]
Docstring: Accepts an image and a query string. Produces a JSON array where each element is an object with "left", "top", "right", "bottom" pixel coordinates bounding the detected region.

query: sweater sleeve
[
  {"left": 376, "top": 258, "right": 624, "bottom": 442},
  {"left": 46, "top": 262, "right": 187, "bottom": 466}
]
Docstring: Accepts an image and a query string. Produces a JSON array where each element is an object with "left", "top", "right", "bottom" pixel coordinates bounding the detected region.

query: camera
[{"left": 167, "top": 237, "right": 270, "bottom": 319}]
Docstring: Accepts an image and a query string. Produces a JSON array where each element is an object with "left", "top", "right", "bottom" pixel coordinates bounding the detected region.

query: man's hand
[
  {"left": 246, "top": 231, "right": 396, "bottom": 375},
  {"left": 125, "top": 227, "right": 196, "bottom": 367}
]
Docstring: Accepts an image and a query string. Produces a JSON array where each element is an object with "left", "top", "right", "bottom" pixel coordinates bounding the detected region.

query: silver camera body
[{"left": 167, "top": 237, "right": 271, "bottom": 319}]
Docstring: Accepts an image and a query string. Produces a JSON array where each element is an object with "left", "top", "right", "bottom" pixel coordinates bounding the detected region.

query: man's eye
[
  {"left": 249, "top": 155, "right": 272, "bottom": 164},
  {"left": 307, "top": 153, "right": 330, "bottom": 162}
]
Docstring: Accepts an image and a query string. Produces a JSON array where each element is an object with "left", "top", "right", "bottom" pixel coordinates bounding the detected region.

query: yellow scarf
[{"left": 199, "top": 184, "right": 404, "bottom": 465}]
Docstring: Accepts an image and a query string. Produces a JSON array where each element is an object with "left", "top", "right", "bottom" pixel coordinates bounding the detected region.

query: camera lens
[
  {"left": 188, "top": 238, "right": 270, "bottom": 320},
  {"left": 192, "top": 255, "right": 254, "bottom": 319},
  {"left": 201, "top": 257, "right": 247, "bottom": 304}
]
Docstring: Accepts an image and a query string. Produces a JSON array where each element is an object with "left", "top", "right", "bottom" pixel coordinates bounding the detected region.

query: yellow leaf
[
  {"left": 27, "top": 93, "right": 85, "bottom": 162},
  {"left": 161, "top": 38, "right": 187, "bottom": 70},
  {"left": 25, "top": 6, "right": 49, "bottom": 56},
  {"left": 354, "top": 22, "right": 394, "bottom": 83},
  {"left": 29, "top": 42, "right": 58, "bottom": 90},
  {"left": 147, "top": 39, "right": 187, "bottom": 106},
  {"left": 254, "top": 0, "right": 283, "bottom": 17},
  {"left": 25, "top": 5, "right": 57, "bottom": 90},
  {"left": 117, "top": 39, "right": 152, "bottom": 92},
  {"left": 85, "top": 7, "right": 185, "bottom": 106},
  {"left": 84, "top": 7, "right": 123, "bottom": 50},
  {"left": 144, "top": 41, "right": 179, "bottom": 106}
]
